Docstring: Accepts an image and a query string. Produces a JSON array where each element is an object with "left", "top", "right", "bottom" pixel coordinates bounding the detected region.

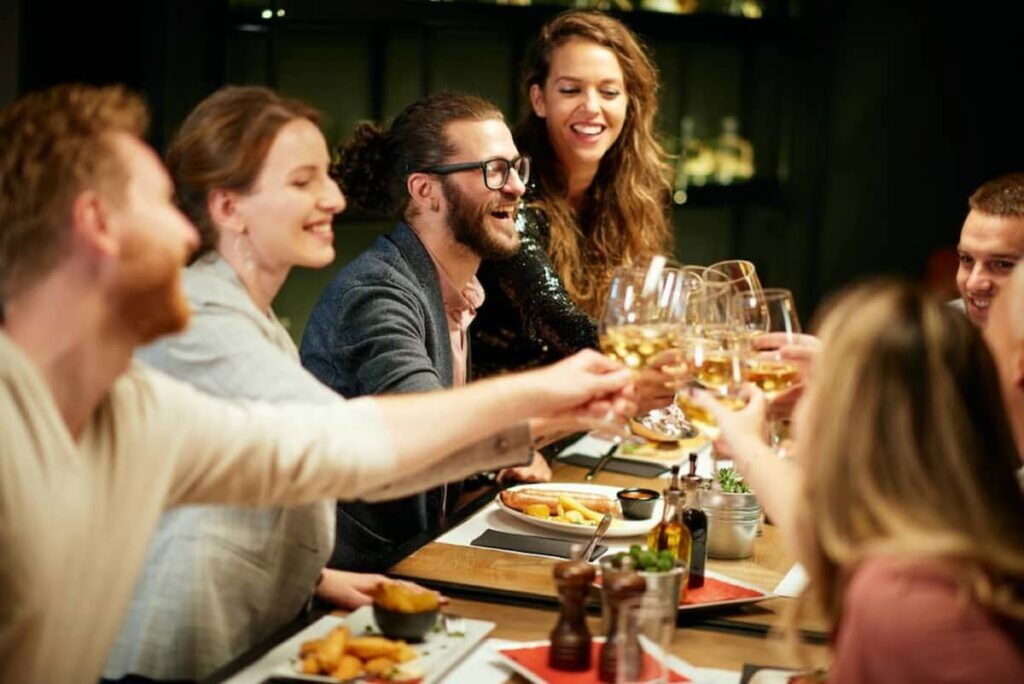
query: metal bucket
[{"left": 699, "top": 490, "right": 760, "bottom": 560}]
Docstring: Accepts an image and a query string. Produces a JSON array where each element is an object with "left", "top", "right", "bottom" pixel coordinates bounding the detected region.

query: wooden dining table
[
  {"left": 207, "top": 458, "right": 829, "bottom": 682},
  {"left": 385, "top": 460, "right": 831, "bottom": 677}
]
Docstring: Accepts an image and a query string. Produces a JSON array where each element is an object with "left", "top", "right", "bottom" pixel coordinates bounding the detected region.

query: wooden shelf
[
  {"left": 228, "top": 1, "right": 802, "bottom": 43},
  {"left": 672, "top": 178, "right": 783, "bottom": 207}
]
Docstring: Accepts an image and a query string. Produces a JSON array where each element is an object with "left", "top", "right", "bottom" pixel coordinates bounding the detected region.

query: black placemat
[
  {"left": 558, "top": 452, "right": 670, "bottom": 478},
  {"left": 471, "top": 529, "right": 607, "bottom": 561}
]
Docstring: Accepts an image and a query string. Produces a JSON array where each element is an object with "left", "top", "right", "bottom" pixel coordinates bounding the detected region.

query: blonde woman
[{"left": 704, "top": 282, "right": 1024, "bottom": 681}]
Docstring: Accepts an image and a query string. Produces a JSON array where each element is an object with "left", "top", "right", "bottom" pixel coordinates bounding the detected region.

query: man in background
[{"left": 954, "top": 172, "right": 1024, "bottom": 327}]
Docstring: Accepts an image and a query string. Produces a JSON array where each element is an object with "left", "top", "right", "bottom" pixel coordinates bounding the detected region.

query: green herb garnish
[
  {"left": 703, "top": 467, "right": 751, "bottom": 494},
  {"left": 615, "top": 545, "right": 679, "bottom": 572}
]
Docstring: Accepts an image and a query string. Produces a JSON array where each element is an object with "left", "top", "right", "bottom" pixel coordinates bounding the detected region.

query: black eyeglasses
[{"left": 418, "top": 155, "right": 531, "bottom": 191}]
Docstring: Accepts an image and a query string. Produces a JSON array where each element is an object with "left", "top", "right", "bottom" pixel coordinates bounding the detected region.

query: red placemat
[
  {"left": 683, "top": 575, "right": 764, "bottom": 605},
  {"left": 593, "top": 573, "right": 765, "bottom": 607},
  {"left": 497, "top": 640, "right": 690, "bottom": 683}
]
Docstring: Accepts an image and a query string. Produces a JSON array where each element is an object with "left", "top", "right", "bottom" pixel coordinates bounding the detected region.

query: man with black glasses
[{"left": 302, "top": 92, "right": 551, "bottom": 572}]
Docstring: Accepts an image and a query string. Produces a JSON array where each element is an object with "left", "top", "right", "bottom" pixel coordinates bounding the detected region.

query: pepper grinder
[
  {"left": 549, "top": 543, "right": 596, "bottom": 671},
  {"left": 598, "top": 555, "right": 647, "bottom": 682}
]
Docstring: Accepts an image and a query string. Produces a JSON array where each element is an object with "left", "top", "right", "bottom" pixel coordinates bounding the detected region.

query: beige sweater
[{"left": 0, "top": 331, "right": 398, "bottom": 683}]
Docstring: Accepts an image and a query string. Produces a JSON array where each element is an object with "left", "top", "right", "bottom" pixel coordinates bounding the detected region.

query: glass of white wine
[
  {"left": 674, "top": 283, "right": 749, "bottom": 441},
  {"left": 592, "top": 260, "right": 677, "bottom": 449},
  {"left": 733, "top": 288, "right": 802, "bottom": 453}
]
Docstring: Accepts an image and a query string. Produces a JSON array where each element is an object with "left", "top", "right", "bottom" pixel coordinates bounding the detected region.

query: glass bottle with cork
[
  {"left": 682, "top": 452, "right": 708, "bottom": 589},
  {"left": 549, "top": 543, "right": 596, "bottom": 672},
  {"left": 646, "top": 465, "right": 693, "bottom": 572}
]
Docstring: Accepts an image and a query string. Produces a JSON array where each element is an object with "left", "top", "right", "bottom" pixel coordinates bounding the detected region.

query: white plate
[
  {"left": 496, "top": 482, "right": 662, "bottom": 539},
  {"left": 220, "top": 605, "right": 493, "bottom": 684}
]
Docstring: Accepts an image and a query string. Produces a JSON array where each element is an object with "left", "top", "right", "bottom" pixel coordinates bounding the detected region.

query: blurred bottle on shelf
[
  {"left": 673, "top": 116, "right": 715, "bottom": 203},
  {"left": 714, "top": 0, "right": 762, "bottom": 16},
  {"left": 713, "top": 115, "right": 754, "bottom": 185},
  {"left": 639, "top": 0, "right": 699, "bottom": 13}
]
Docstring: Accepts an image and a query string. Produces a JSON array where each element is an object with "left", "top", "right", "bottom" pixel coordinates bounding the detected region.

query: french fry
[
  {"left": 300, "top": 654, "right": 320, "bottom": 675},
  {"left": 558, "top": 494, "right": 605, "bottom": 523},
  {"left": 394, "top": 643, "right": 417, "bottom": 663},
  {"left": 330, "top": 654, "right": 363, "bottom": 680},
  {"left": 316, "top": 626, "right": 349, "bottom": 671},
  {"left": 347, "top": 636, "right": 403, "bottom": 660},
  {"left": 364, "top": 656, "right": 397, "bottom": 676}
]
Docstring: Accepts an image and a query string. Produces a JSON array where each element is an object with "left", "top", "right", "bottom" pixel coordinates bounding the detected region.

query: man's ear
[
  {"left": 69, "top": 190, "right": 119, "bottom": 258},
  {"left": 208, "top": 189, "right": 246, "bottom": 235},
  {"left": 529, "top": 84, "right": 547, "bottom": 118},
  {"left": 407, "top": 172, "right": 440, "bottom": 213}
]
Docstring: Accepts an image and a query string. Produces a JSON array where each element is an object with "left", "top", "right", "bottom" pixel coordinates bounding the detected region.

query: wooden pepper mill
[
  {"left": 598, "top": 556, "right": 647, "bottom": 682},
  {"left": 548, "top": 544, "right": 596, "bottom": 671}
]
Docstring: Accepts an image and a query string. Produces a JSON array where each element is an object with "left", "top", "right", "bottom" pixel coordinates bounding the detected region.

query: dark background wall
[{"left": 8, "top": 0, "right": 1024, "bottom": 340}]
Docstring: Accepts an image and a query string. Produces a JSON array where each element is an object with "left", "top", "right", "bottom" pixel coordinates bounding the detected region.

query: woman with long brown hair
[
  {"left": 472, "top": 9, "right": 674, "bottom": 403},
  {"left": 704, "top": 282, "right": 1024, "bottom": 681}
]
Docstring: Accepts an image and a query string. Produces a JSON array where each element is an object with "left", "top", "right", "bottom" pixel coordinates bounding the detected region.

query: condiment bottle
[
  {"left": 682, "top": 452, "right": 708, "bottom": 589},
  {"left": 647, "top": 465, "right": 693, "bottom": 567},
  {"left": 549, "top": 544, "right": 596, "bottom": 671},
  {"left": 598, "top": 556, "right": 647, "bottom": 682}
]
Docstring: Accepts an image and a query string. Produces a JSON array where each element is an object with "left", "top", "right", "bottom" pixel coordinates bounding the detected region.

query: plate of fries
[
  {"left": 229, "top": 605, "right": 493, "bottom": 683},
  {"left": 496, "top": 483, "right": 662, "bottom": 538}
]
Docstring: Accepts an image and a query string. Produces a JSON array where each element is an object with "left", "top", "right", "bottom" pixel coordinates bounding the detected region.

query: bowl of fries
[{"left": 372, "top": 581, "right": 440, "bottom": 642}]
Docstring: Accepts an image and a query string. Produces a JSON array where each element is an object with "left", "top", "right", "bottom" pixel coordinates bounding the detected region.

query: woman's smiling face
[{"left": 530, "top": 37, "right": 628, "bottom": 174}]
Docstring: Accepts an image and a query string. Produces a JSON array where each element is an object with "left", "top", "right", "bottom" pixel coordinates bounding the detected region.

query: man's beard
[
  {"left": 113, "top": 231, "right": 191, "bottom": 344},
  {"left": 442, "top": 179, "right": 520, "bottom": 260}
]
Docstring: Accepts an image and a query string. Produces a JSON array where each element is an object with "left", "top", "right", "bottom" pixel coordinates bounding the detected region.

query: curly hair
[
  {"left": 517, "top": 9, "right": 673, "bottom": 317},
  {"left": 165, "top": 86, "right": 321, "bottom": 262},
  {"left": 0, "top": 83, "right": 148, "bottom": 300},
  {"left": 333, "top": 91, "right": 504, "bottom": 220}
]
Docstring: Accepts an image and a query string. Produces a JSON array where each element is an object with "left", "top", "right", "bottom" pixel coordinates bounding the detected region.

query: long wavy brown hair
[
  {"left": 517, "top": 9, "right": 673, "bottom": 317},
  {"left": 795, "top": 281, "right": 1024, "bottom": 638}
]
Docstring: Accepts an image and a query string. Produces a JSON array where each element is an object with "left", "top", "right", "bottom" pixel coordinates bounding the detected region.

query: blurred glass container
[
  {"left": 699, "top": 489, "right": 760, "bottom": 559},
  {"left": 713, "top": 115, "right": 755, "bottom": 185},
  {"left": 639, "top": 0, "right": 698, "bottom": 13}
]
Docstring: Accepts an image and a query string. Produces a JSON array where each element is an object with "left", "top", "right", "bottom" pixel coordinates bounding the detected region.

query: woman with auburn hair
[
  {"left": 472, "top": 9, "right": 675, "bottom": 410},
  {"left": 703, "top": 282, "right": 1024, "bottom": 681}
]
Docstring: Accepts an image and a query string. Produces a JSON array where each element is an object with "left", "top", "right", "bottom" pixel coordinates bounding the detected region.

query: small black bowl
[
  {"left": 617, "top": 488, "right": 661, "bottom": 520},
  {"left": 373, "top": 603, "right": 439, "bottom": 642}
]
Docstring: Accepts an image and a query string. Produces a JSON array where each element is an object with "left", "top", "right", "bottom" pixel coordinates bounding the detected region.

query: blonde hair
[
  {"left": 517, "top": 10, "right": 673, "bottom": 317},
  {"left": 796, "top": 281, "right": 1024, "bottom": 635},
  {"left": 0, "top": 84, "right": 148, "bottom": 300}
]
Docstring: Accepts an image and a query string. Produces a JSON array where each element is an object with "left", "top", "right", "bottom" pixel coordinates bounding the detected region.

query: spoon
[{"left": 581, "top": 512, "right": 613, "bottom": 561}]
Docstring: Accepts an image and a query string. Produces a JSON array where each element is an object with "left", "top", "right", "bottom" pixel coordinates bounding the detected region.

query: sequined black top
[{"left": 471, "top": 205, "right": 599, "bottom": 378}]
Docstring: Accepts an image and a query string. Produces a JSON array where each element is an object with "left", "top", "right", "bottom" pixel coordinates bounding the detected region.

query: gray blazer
[{"left": 302, "top": 223, "right": 501, "bottom": 570}]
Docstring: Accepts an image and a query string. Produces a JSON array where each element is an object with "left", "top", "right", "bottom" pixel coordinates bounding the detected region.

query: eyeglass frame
[{"left": 417, "top": 155, "right": 531, "bottom": 190}]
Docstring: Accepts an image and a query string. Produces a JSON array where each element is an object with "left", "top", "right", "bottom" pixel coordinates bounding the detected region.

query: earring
[{"left": 233, "top": 232, "right": 256, "bottom": 275}]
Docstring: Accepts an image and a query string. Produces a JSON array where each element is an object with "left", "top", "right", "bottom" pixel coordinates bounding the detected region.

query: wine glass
[
  {"left": 592, "top": 259, "right": 677, "bottom": 452},
  {"left": 631, "top": 266, "right": 705, "bottom": 439},
  {"left": 704, "top": 259, "right": 763, "bottom": 296},
  {"left": 673, "top": 281, "right": 750, "bottom": 484},
  {"left": 735, "top": 288, "right": 802, "bottom": 453}
]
